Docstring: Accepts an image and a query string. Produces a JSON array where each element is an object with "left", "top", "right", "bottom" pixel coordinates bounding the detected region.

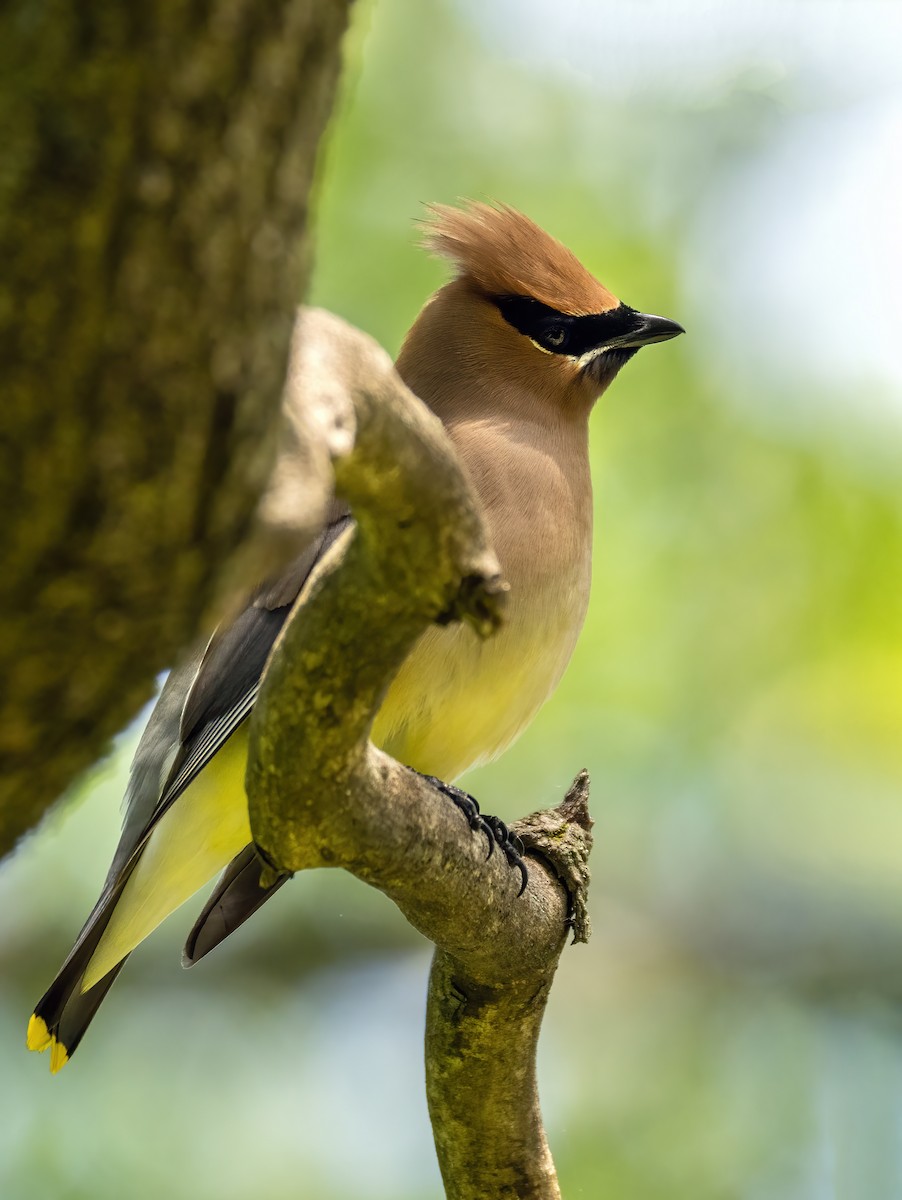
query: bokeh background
[{"left": 3, "top": 1, "right": 901, "bottom": 1196}]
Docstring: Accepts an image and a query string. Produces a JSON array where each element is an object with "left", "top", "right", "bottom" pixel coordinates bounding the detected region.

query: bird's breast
[{"left": 371, "top": 416, "right": 592, "bottom": 781}]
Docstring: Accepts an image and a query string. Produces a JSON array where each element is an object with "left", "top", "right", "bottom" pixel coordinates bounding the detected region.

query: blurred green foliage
[{"left": 3, "top": 1, "right": 901, "bottom": 1197}]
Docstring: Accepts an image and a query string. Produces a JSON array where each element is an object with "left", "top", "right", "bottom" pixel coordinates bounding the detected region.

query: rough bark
[
  {"left": 248, "top": 308, "right": 594, "bottom": 1199},
  {"left": 425, "top": 780, "right": 593, "bottom": 1200},
  {"left": 0, "top": 0, "right": 352, "bottom": 856}
]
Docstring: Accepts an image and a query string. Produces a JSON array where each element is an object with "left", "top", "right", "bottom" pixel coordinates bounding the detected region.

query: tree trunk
[{"left": 0, "top": 0, "right": 352, "bottom": 857}]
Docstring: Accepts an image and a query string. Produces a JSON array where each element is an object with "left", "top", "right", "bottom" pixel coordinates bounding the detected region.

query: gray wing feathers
[
  {"left": 32, "top": 514, "right": 354, "bottom": 1061},
  {"left": 182, "top": 845, "right": 291, "bottom": 966},
  {"left": 112, "top": 647, "right": 206, "bottom": 880},
  {"left": 118, "top": 512, "right": 352, "bottom": 874}
]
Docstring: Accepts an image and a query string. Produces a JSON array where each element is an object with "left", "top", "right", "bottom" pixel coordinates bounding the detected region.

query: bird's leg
[
  {"left": 414, "top": 772, "right": 529, "bottom": 895},
  {"left": 481, "top": 814, "right": 529, "bottom": 897},
  {"left": 417, "top": 774, "right": 493, "bottom": 854}
]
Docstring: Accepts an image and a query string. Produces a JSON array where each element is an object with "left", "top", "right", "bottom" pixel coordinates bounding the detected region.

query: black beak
[{"left": 606, "top": 310, "right": 685, "bottom": 350}]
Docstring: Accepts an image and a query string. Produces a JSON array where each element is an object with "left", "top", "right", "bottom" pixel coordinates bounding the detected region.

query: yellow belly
[{"left": 372, "top": 590, "right": 583, "bottom": 780}]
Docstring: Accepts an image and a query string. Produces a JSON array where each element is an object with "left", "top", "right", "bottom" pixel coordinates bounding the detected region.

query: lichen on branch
[{"left": 245, "top": 307, "right": 593, "bottom": 1199}]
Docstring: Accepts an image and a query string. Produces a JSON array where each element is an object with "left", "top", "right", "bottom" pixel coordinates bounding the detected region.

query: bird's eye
[{"left": 541, "top": 325, "right": 568, "bottom": 351}]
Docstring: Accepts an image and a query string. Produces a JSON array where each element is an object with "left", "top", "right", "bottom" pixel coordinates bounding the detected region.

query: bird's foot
[
  {"left": 416, "top": 773, "right": 529, "bottom": 895},
  {"left": 481, "top": 813, "right": 528, "bottom": 897}
]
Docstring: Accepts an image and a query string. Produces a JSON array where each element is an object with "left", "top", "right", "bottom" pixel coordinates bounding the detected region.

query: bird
[{"left": 27, "top": 200, "right": 683, "bottom": 1072}]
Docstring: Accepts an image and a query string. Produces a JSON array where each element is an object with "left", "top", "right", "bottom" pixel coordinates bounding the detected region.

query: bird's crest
[{"left": 422, "top": 201, "right": 619, "bottom": 317}]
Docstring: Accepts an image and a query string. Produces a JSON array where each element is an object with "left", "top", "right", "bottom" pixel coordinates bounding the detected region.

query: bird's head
[{"left": 397, "top": 201, "right": 683, "bottom": 421}]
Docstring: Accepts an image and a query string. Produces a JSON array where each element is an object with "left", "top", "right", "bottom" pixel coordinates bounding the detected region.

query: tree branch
[
  {"left": 426, "top": 776, "right": 593, "bottom": 1200},
  {"left": 246, "top": 308, "right": 594, "bottom": 1197}
]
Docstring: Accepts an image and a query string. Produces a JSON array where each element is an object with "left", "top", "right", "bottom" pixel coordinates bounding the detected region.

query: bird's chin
[{"left": 583, "top": 346, "right": 639, "bottom": 391}]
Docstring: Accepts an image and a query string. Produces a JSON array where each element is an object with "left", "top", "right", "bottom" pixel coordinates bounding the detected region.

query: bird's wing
[
  {"left": 29, "top": 510, "right": 353, "bottom": 1065},
  {"left": 116, "top": 510, "right": 354, "bottom": 876},
  {"left": 182, "top": 843, "right": 291, "bottom": 966}
]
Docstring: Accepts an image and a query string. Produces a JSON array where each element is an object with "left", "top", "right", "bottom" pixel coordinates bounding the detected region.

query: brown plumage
[{"left": 422, "top": 200, "right": 620, "bottom": 315}]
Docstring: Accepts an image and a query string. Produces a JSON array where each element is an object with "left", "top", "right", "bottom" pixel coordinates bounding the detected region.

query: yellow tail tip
[
  {"left": 26, "top": 1014, "right": 52, "bottom": 1053},
  {"left": 49, "top": 1037, "right": 69, "bottom": 1075}
]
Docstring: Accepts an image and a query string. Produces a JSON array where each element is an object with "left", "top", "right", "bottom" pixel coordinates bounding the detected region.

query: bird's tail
[
  {"left": 28, "top": 759, "right": 253, "bottom": 1071},
  {"left": 28, "top": 963, "right": 127, "bottom": 1073},
  {"left": 183, "top": 844, "right": 291, "bottom": 966},
  {"left": 26, "top": 880, "right": 130, "bottom": 1073}
]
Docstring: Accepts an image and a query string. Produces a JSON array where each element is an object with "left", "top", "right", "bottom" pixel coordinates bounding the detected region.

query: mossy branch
[{"left": 247, "top": 308, "right": 594, "bottom": 1199}]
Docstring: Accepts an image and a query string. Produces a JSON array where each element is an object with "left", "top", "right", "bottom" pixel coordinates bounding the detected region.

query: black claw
[
  {"left": 412, "top": 769, "right": 529, "bottom": 894},
  {"left": 490, "top": 820, "right": 529, "bottom": 894},
  {"left": 486, "top": 815, "right": 508, "bottom": 843},
  {"left": 475, "top": 816, "right": 494, "bottom": 858},
  {"left": 417, "top": 772, "right": 494, "bottom": 856},
  {"left": 487, "top": 819, "right": 528, "bottom": 895},
  {"left": 514, "top": 857, "right": 529, "bottom": 897}
]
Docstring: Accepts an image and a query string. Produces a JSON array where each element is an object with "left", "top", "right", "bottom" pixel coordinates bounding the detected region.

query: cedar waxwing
[{"left": 27, "top": 202, "right": 683, "bottom": 1072}]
